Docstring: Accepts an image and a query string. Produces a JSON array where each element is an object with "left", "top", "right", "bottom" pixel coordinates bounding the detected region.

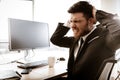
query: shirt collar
[{"left": 82, "top": 25, "right": 97, "bottom": 41}]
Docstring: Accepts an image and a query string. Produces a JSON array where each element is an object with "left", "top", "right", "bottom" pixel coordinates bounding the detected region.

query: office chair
[{"left": 97, "top": 56, "right": 117, "bottom": 80}]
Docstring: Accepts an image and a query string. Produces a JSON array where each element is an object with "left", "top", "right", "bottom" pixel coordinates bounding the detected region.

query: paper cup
[{"left": 48, "top": 57, "right": 55, "bottom": 68}]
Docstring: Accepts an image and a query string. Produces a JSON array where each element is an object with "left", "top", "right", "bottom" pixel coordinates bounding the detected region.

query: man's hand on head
[
  {"left": 92, "top": 6, "right": 97, "bottom": 24},
  {"left": 63, "top": 20, "right": 71, "bottom": 28}
]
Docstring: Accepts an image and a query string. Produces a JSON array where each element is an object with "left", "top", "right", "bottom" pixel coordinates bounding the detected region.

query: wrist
[{"left": 63, "top": 23, "right": 68, "bottom": 27}]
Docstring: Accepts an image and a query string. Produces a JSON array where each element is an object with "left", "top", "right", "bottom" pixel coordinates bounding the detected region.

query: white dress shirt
[{"left": 74, "top": 26, "right": 97, "bottom": 59}]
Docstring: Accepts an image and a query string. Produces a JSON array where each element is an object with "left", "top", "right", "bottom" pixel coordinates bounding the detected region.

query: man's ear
[
  {"left": 88, "top": 18, "right": 94, "bottom": 26},
  {"left": 88, "top": 18, "right": 95, "bottom": 30}
]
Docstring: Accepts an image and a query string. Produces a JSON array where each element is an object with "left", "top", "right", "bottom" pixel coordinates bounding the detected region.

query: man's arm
[
  {"left": 96, "top": 10, "right": 120, "bottom": 50},
  {"left": 96, "top": 10, "right": 120, "bottom": 33},
  {"left": 50, "top": 23, "right": 74, "bottom": 48}
]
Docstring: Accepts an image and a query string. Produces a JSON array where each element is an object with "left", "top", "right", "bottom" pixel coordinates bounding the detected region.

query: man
[{"left": 50, "top": 1, "right": 120, "bottom": 80}]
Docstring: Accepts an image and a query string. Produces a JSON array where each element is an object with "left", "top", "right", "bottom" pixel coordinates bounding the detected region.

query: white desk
[
  {"left": 21, "top": 61, "right": 67, "bottom": 80},
  {"left": 0, "top": 60, "right": 67, "bottom": 80},
  {"left": 0, "top": 51, "right": 68, "bottom": 80}
]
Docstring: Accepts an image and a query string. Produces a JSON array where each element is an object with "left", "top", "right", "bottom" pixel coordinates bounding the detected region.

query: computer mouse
[{"left": 59, "top": 57, "right": 65, "bottom": 61}]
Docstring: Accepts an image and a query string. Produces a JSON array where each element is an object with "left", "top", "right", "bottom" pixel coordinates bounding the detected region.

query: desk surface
[
  {"left": 21, "top": 61, "right": 67, "bottom": 80},
  {"left": 0, "top": 51, "right": 68, "bottom": 80},
  {"left": 0, "top": 61, "right": 67, "bottom": 80}
]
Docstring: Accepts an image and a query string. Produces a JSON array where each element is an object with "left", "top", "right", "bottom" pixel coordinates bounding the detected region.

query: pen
[{"left": 16, "top": 71, "right": 22, "bottom": 77}]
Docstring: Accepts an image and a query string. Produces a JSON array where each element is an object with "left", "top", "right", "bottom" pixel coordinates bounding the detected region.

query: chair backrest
[{"left": 97, "top": 56, "right": 117, "bottom": 80}]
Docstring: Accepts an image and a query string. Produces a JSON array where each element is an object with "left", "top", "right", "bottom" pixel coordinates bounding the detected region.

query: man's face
[{"left": 69, "top": 12, "right": 93, "bottom": 39}]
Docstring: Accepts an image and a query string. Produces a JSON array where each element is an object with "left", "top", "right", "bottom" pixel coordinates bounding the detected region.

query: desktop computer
[
  {"left": 8, "top": 18, "right": 50, "bottom": 51},
  {"left": 8, "top": 18, "right": 50, "bottom": 73}
]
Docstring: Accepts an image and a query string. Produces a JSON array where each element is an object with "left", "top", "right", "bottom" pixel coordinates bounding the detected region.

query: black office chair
[{"left": 97, "top": 56, "right": 117, "bottom": 80}]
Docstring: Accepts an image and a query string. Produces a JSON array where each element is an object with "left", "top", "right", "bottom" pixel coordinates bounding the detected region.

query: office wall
[
  {"left": 101, "top": 0, "right": 120, "bottom": 15},
  {"left": 0, "top": 0, "right": 32, "bottom": 42}
]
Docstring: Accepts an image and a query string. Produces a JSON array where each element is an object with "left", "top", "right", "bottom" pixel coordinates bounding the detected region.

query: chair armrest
[{"left": 104, "top": 57, "right": 117, "bottom": 63}]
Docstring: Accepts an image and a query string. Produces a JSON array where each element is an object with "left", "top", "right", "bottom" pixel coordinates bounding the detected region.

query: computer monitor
[{"left": 8, "top": 18, "right": 50, "bottom": 51}]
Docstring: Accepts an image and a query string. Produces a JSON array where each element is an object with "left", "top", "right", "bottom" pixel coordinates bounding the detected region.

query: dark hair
[{"left": 68, "top": 1, "right": 93, "bottom": 20}]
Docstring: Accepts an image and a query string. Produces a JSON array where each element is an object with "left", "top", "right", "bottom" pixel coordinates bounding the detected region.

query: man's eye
[
  {"left": 70, "top": 20, "right": 81, "bottom": 23},
  {"left": 74, "top": 21, "right": 79, "bottom": 23},
  {"left": 74, "top": 20, "right": 81, "bottom": 23}
]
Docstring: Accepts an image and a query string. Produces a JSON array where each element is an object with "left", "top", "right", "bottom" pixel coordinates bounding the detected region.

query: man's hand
[
  {"left": 63, "top": 20, "right": 71, "bottom": 28},
  {"left": 92, "top": 6, "right": 97, "bottom": 24}
]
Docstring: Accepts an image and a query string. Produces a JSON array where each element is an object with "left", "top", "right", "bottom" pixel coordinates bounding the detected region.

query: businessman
[{"left": 51, "top": 1, "right": 120, "bottom": 80}]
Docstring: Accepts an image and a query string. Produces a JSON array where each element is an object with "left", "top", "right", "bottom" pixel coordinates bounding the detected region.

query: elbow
[
  {"left": 50, "top": 36, "right": 58, "bottom": 45},
  {"left": 50, "top": 36, "right": 62, "bottom": 46},
  {"left": 50, "top": 36, "right": 55, "bottom": 44}
]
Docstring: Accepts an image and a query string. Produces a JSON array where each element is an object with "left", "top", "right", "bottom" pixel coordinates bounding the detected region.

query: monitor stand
[
  {"left": 16, "top": 50, "right": 34, "bottom": 64},
  {"left": 16, "top": 49, "right": 48, "bottom": 70}
]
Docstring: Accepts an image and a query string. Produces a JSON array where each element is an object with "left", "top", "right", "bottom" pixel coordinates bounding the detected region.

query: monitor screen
[{"left": 8, "top": 18, "right": 50, "bottom": 51}]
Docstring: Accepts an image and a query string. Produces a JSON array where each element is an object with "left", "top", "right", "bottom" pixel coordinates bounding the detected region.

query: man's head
[{"left": 68, "top": 1, "right": 96, "bottom": 39}]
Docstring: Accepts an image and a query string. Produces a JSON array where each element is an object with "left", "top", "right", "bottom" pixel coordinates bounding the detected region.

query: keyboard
[{"left": 17, "top": 60, "right": 48, "bottom": 69}]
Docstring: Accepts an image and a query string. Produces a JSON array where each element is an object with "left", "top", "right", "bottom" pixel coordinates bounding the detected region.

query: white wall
[{"left": 101, "top": 0, "right": 120, "bottom": 15}]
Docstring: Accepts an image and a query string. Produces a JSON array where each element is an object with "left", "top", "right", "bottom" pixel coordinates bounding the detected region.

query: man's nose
[{"left": 70, "top": 22, "right": 76, "bottom": 28}]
